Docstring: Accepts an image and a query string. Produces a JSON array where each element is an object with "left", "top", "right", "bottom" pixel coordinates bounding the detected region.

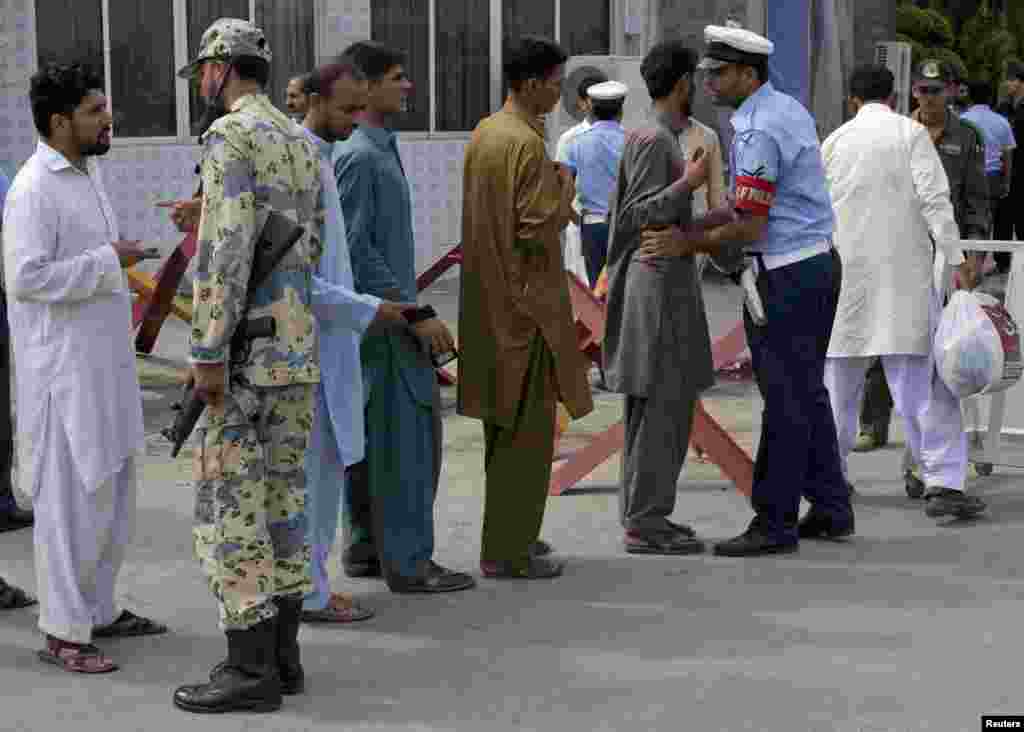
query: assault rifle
[{"left": 162, "top": 210, "right": 305, "bottom": 457}]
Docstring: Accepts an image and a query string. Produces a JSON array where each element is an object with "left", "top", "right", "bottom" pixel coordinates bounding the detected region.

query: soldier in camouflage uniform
[{"left": 171, "top": 19, "right": 322, "bottom": 714}]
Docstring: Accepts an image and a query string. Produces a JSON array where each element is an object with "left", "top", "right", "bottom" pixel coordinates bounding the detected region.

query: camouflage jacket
[{"left": 191, "top": 93, "right": 323, "bottom": 386}]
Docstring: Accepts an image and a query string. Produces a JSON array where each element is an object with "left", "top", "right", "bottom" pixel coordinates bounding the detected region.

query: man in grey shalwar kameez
[{"left": 604, "top": 41, "right": 722, "bottom": 555}]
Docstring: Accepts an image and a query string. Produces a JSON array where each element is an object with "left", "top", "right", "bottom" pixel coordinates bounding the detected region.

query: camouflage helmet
[{"left": 176, "top": 18, "right": 272, "bottom": 79}]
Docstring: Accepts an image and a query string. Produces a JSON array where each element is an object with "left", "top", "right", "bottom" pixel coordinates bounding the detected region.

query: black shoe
[
  {"left": 173, "top": 619, "right": 282, "bottom": 714},
  {"left": 713, "top": 525, "right": 798, "bottom": 557},
  {"left": 528, "top": 540, "right": 553, "bottom": 558},
  {"left": 0, "top": 507, "right": 33, "bottom": 532},
  {"left": 273, "top": 596, "right": 304, "bottom": 696},
  {"left": 387, "top": 561, "right": 476, "bottom": 594},
  {"left": 924, "top": 488, "right": 986, "bottom": 519},
  {"left": 624, "top": 528, "right": 705, "bottom": 555},
  {"left": 798, "top": 511, "right": 854, "bottom": 541},
  {"left": 342, "top": 546, "right": 382, "bottom": 579},
  {"left": 481, "top": 556, "right": 566, "bottom": 579}
]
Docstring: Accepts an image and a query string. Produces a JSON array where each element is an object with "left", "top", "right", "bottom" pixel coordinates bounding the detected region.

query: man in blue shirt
[
  {"left": 562, "top": 80, "right": 627, "bottom": 288},
  {"left": 640, "top": 25, "right": 854, "bottom": 556},
  {"left": 963, "top": 79, "right": 1016, "bottom": 235},
  {"left": 335, "top": 41, "right": 474, "bottom": 594},
  {"left": 299, "top": 60, "right": 415, "bottom": 630},
  {"left": 0, "top": 168, "right": 33, "bottom": 535}
]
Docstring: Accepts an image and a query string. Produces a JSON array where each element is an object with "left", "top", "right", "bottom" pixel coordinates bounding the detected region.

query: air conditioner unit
[
  {"left": 546, "top": 55, "right": 651, "bottom": 155},
  {"left": 874, "top": 41, "right": 912, "bottom": 116}
]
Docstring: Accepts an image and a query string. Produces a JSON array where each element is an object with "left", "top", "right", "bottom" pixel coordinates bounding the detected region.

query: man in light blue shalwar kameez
[{"left": 300, "top": 61, "right": 410, "bottom": 623}]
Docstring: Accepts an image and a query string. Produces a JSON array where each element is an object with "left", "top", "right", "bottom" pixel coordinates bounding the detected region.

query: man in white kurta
[
  {"left": 3, "top": 64, "right": 165, "bottom": 673},
  {"left": 822, "top": 64, "right": 985, "bottom": 520}
]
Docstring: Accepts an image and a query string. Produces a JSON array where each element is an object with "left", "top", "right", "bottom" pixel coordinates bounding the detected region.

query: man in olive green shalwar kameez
[{"left": 458, "top": 36, "right": 594, "bottom": 579}]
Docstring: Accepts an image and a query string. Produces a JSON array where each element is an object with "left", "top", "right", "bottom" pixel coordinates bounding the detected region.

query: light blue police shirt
[
  {"left": 562, "top": 120, "right": 625, "bottom": 217},
  {"left": 730, "top": 82, "right": 834, "bottom": 256},
  {"left": 962, "top": 104, "right": 1017, "bottom": 175}
]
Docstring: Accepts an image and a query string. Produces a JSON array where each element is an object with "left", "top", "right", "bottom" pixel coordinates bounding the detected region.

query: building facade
[{"left": 0, "top": 1, "right": 878, "bottom": 272}]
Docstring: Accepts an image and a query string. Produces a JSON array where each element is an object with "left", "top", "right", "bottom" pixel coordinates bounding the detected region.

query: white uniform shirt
[
  {"left": 822, "top": 103, "right": 964, "bottom": 358},
  {"left": 2, "top": 141, "right": 144, "bottom": 496}
]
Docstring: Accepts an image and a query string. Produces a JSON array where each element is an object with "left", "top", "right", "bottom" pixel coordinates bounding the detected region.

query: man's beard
[{"left": 80, "top": 141, "right": 111, "bottom": 156}]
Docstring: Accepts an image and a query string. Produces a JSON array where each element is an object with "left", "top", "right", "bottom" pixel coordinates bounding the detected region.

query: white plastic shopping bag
[{"left": 933, "top": 290, "right": 1023, "bottom": 397}]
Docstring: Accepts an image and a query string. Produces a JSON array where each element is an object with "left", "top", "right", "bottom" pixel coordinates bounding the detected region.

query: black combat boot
[
  {"left": 274, "top": 595, "right": 305, "bottom": 695},
  {"left": 173, "top": 618, "right": 282, "bottom": 713}
]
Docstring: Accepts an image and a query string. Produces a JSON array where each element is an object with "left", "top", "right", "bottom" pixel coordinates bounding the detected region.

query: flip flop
[
  {"left": 0, "top": 579, "right": 36, "bottom": 610},
  {"left": 38, "top": 641, "right": 118, "bottom": 674},
  {"left": 92, "top": 610, "right": 168, "bottom": 638},
  {"left": 301, "top": 594, "right": 375, "bottom": 624}
]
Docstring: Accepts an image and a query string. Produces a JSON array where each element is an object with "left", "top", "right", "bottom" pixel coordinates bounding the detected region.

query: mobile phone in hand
[
  {"left": 139, "top": 247, "right": 162, "bottom": 260},
  {"left": 431, "top": 348, "right": 458, "bottom": 368}
]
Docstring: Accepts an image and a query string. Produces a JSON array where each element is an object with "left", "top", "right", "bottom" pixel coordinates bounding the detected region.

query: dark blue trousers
[
  {"left": 744, "top": 250, "right": 851, "bottom": 543},
  {"left": 580, "top": 221, "right": 610, "bottom": 289}
]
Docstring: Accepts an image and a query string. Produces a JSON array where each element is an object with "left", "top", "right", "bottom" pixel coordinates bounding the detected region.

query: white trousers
[
  {"left": 33, "top": 409, "right": 136, "bottom": 643},
  {"left": 825, "top": 355, "right": 967, "bottom": 492}
]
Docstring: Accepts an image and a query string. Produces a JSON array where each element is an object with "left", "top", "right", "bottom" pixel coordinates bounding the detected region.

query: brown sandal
[
  {"left": 301, "top": 593, "right": 375, "bottom": 623},
  {"left": 38, "top": 637, "right": 119, "bottom": 674}
]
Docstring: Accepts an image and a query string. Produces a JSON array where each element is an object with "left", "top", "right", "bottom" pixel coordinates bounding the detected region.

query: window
[
  {"left": 373, "top": 0, "right": 610, "bottom": 134},
  {"left": 36, "top": 0, "right": 315, "bottom": 142}
]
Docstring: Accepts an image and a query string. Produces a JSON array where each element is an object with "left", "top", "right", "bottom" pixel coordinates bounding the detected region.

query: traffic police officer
[{"left": 639, "top": 25, "right": 854, "bottom": 556}]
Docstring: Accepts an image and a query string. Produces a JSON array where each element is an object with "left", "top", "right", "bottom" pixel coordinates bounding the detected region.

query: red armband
[{"left": 734, "top": 176, "right": 776, "bottom": 216}]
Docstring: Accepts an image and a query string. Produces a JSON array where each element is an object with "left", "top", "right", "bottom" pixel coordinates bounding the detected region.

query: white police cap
[
  {"left": 587, "top": 80, "right": 628, "bottom": 101},
  {"left": 698, "top": 25, "right": 774, "bottom": 70}
]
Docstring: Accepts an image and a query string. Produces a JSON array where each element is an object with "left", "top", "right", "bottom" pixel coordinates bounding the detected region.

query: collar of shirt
[
  {"left": 302, "top": 127, "right": 333, "bottom": 158},
  {"left": 354, "top": 123, "right": 399, "bottom": 151},
  {"left": 591, "top": 120, "right": 622, "bottom": 131},
  {"left": 731, "top": 81, "right": 775, "bottom": 130},
  {"left": 502, "top": 101, "right": 546, "bottom": 139},
  {"left": 652, "top": 108, "right": 686, "bottom": 135},
  {"left": 967, "top": 104, "right": 992, "bottom": 115}
]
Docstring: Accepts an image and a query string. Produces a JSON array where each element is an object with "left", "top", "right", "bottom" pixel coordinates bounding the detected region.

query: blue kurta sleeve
[
  {"left": 334, "top": 149, "right": 404, "bottom": 301},
  {"left": 311, "top": 274, "right": 380, "bottom": 334}
]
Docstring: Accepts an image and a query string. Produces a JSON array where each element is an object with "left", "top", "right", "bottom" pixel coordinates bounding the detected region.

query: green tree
[{"left": 959, "top": 1, "right": 1017, "bottom": 84}]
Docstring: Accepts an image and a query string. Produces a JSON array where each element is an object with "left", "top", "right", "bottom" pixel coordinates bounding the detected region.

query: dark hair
[
  {"left": 591, "top": 100, "right": 625, "bottom": 121},
  {"left": 967, "top": 78, "right": 994, "bottom": 106},
  {"left": 577, "top": 73, "right": 606, "bottom": 101},
  {"left": 306, "top": 62, "right": 364, "bottom": 95},
  {"left": 750, "top": 60, "right": 769, "bottom": 83},
  {"left": 849, "top": 64, "right": 895, "bottom": 103},
  {"left": 232, "top": 56, "right": 270, "bottom": 86},
  {"left": 293, "top": 72, "right": 314, "bottom": 92},
  {"left": 503, "top": 36, "right": 568, "bottom": 91},
  {"left": 640, "top": 41, "right": 696, "bottom": 100},
  {"left": 341, "top": 41, "right": 406, "bottom": 82},
  {"left": 1009, "top": 61, "right": 1024, "bottom": 82},
  {"left": 30, "top": 62, "right": 105, "bottom": 138}
]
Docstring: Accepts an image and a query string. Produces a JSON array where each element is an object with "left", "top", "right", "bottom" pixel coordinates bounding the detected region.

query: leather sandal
[
  {"left": 92, "top": 610, "right": 168, "bottom": 638},
  {"left": 301, "top": 593, "right": 375, "bottom": 623},
  {"left": 38, "top": 637, "right": 118, "bottom": 674}
]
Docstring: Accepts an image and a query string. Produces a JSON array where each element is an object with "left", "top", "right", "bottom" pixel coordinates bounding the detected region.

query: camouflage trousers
[{"left": 193, "top": 382, "right": 315, "bottom": 631}]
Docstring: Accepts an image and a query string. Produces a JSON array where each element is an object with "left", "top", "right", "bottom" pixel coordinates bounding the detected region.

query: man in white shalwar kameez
[
  {"left": 822, "top": 64, "right": 986, "bottom": 521},
  {"left": 3, "top": 63, "right": 166, "bottom": 673}
]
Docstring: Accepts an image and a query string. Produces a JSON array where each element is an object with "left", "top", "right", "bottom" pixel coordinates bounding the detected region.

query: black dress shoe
[
  {"left": 528, "top": 540, "right": 553, "bottom": 557},
  {"left": 713, "top": 526, "right": 798, "bottom": 557},
  {"left": 0, "top": 507, "right": 33, "bottom": 532},
  {"left": 387, "top": 561, "right": 476, "bottom": 594},
  {"left": 342, "top": 547, "right": 382, "bottom": 579},
  {"left": 798, "top": 511, "right": 854, "bottom": 541}
]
